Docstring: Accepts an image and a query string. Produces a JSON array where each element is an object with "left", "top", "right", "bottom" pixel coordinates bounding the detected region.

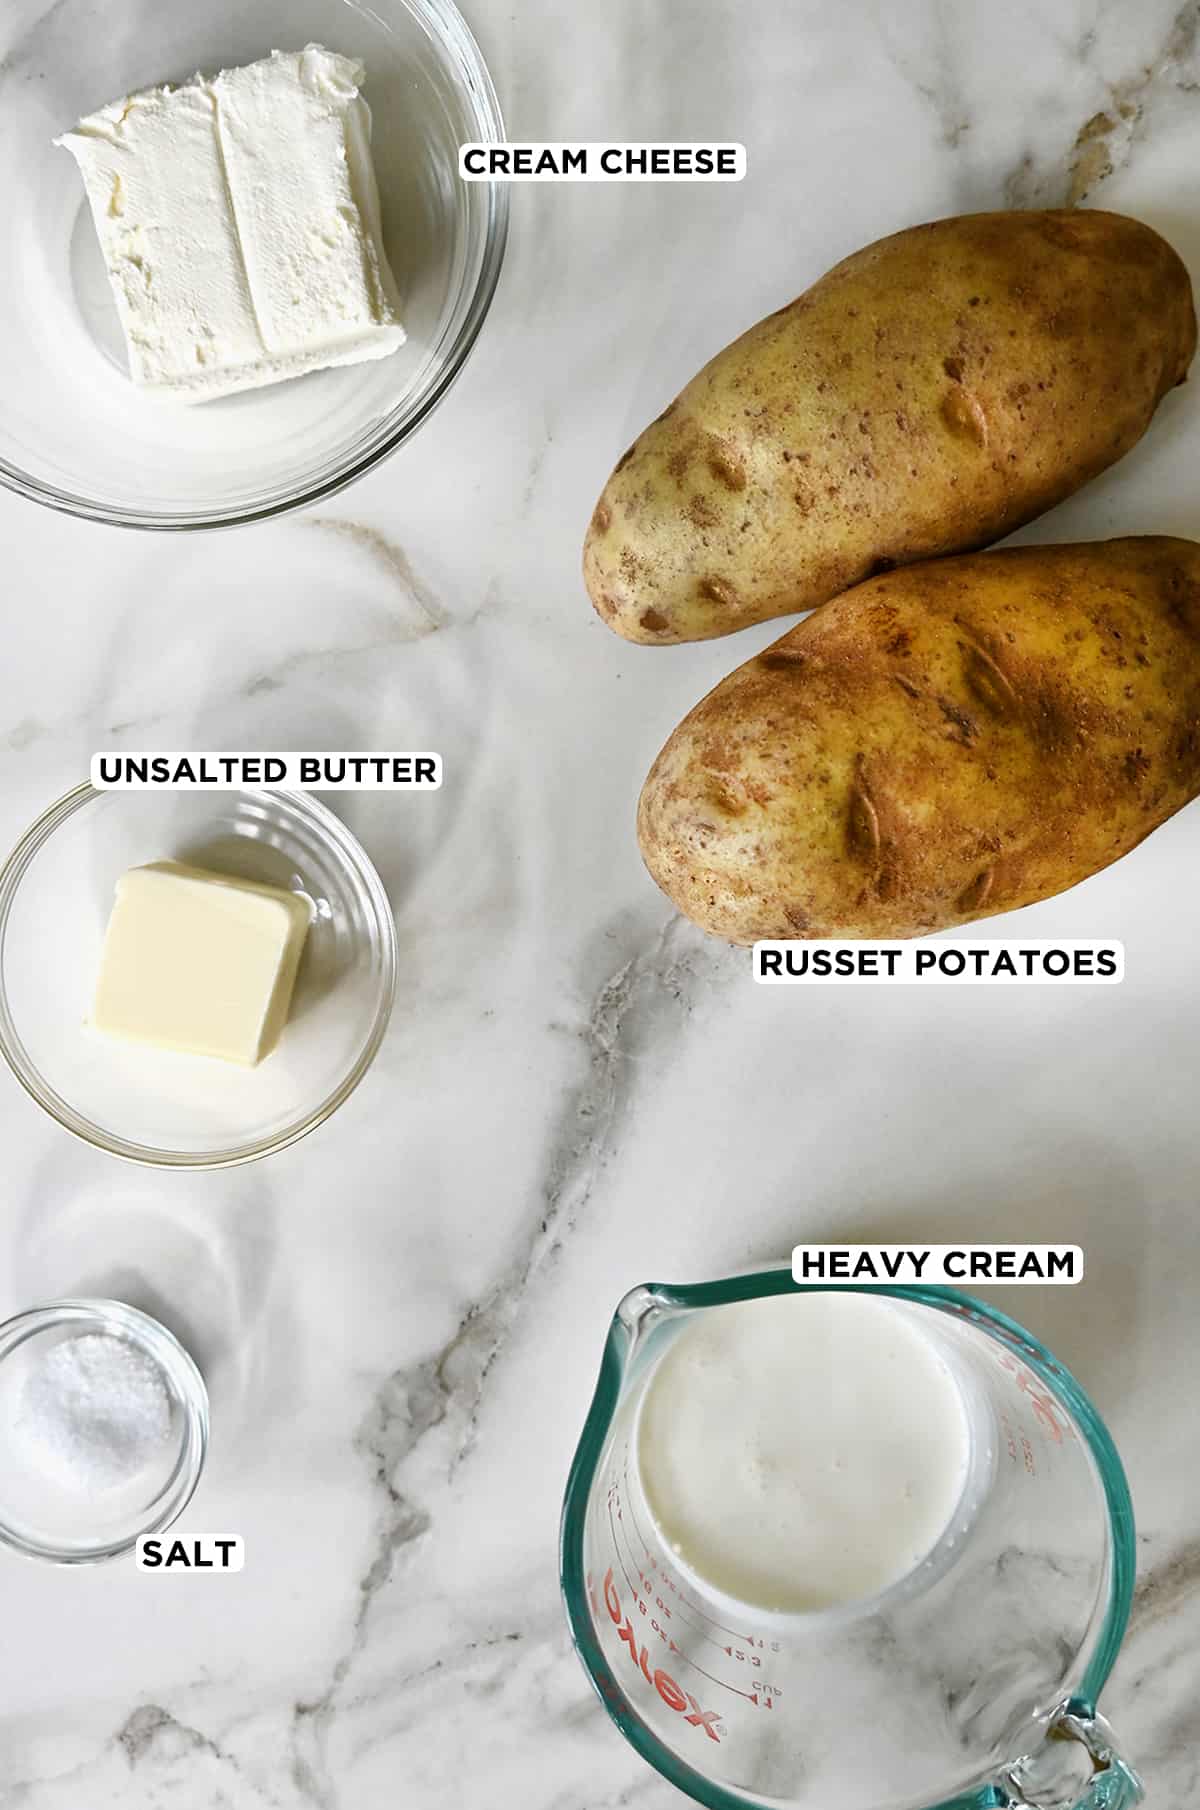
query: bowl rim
[
  {"left": 0, "top": 1297, "right": 209, "bottom": 1564},
  {"left": 0, "top": 781, "right": 399, "bottom": 1168},
  {"left": 0, "top": 0, "right": 509, "bottom": 531}
]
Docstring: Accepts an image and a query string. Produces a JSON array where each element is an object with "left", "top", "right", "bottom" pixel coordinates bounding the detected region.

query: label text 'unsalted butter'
[{"left": 91, "top": 752, "right": 442, "bottom": 791}]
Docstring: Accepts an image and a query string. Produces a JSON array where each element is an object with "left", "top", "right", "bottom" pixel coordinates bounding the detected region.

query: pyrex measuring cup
[{"left": 560, "top": 1272, "right": 1139, "bottom": 1810}]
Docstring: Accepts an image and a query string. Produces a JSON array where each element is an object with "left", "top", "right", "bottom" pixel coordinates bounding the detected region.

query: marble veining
[{"left": 1, "top": 0, "right": 1200, "bottom": 1806}]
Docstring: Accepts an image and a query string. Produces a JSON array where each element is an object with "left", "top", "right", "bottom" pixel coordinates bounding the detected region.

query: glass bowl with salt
[{"left": 0, "top": 1298, "right": 207, "bottom": 1562}]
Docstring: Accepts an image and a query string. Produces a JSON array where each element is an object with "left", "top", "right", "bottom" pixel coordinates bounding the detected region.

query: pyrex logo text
[{"left": 599, "top": 1567, "right": 722, "bottom": 1742}]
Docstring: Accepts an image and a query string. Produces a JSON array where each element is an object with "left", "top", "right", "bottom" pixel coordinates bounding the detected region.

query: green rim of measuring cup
[{"left": 559, "top": 1271, "right": 1136, "bottom": 1810}]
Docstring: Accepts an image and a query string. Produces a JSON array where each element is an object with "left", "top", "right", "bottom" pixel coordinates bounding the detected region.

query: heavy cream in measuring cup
[{"left": 636, "top": 1292, "right": 971, "bottom": 1614}]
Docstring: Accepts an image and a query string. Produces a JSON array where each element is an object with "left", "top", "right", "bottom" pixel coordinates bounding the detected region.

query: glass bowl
[
  {"left": 0, "top": 1299, "right": 208, "bottom": 1564},
  {"left": 0, "top": 783, "right": 397, "bottom": 1167},
  {"left": 0, "top": 0, "right": 507, "bottom": 527}
]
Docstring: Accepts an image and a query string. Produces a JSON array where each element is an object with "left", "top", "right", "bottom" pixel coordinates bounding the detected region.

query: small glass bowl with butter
[
  {"left": 0, "top": 0, "right": 506, "bottom": 527},
  {"left": 0, "top": 1299, "right": 208, "bottom": 1564},
  {"left": 0, "top": 784, "right": 397, "bottom": 1166}
]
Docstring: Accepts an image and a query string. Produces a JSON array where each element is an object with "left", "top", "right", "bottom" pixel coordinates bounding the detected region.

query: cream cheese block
[
  {"left": 56, "top": 46, "right": 406, "bottom": 402},
  {"left": 92, "top": 861, "right": 312, "bottom": 1065}
]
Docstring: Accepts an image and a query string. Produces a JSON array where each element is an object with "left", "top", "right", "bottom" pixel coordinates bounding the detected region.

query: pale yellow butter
[{"left": 92, "top": 862, "right": 311, "bottom": 1065}]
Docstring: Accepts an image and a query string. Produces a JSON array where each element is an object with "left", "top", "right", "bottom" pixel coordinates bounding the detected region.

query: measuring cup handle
[{"left": 997, "top": 1707, "right": 1143, "bottom": 1810}]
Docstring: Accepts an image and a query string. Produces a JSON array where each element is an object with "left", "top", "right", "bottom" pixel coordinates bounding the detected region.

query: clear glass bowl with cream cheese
[
  {"left": 0, "top": 783, "right": 397, "bottom": 1166},
  {"left": 0, "top": 0, "right": 506, "bottom": 526},
  {"left": 0, "top": 1299, "right": 208, "bottom": 1563}
]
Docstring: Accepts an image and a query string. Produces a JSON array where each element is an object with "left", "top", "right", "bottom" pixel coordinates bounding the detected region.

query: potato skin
[
  {"left": 586, "top": 212, "right": 1196, "bottom": 645},
  {"left": 637, "top": 538, "right": 1200, "bottom": 941}
]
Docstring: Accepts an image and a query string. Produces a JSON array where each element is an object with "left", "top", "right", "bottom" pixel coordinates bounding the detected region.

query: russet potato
[
  {"left": 637, "top": 538, "right": 1200, "bottom": 940},
  {"left": 585, "top": 212, "right": 1196, "bottom": 644}
]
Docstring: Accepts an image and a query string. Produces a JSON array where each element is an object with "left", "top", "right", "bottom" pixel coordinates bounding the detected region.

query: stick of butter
[
  {"left": 55, "top": 45, "right": 406, "bottom": 403},
  {"left": 92, "top": 862, "right": 312, "bottom": 1066}
]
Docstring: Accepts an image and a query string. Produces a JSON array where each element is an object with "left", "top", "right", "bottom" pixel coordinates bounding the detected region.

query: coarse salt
[{"left": 16, "top": 1332, "right": 173, "bottom": 1490}]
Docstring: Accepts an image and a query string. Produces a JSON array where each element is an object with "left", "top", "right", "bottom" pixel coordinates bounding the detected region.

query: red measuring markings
[
  {"left": 997, "top": 1353, "right": 1067, "bottom": 1445},
  {"left": 620, "top": 1455, "right": 762, "bottom": 1649},
  {"left": 601, "top": 1567, "right": 726, "bottom": 1740}
]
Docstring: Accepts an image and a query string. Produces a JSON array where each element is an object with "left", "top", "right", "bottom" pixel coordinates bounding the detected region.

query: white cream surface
[
  {"left": 55, "top": 46, "right": 405, "bottom": 402},
  {"left": 637, "top": 1293, "right": 971, "bottom": 1612}
]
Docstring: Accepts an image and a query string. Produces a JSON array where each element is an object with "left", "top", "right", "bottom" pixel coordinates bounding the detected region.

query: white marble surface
[{"left": 1, "top": 0, "right": 1200, "bottom": 1805}]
